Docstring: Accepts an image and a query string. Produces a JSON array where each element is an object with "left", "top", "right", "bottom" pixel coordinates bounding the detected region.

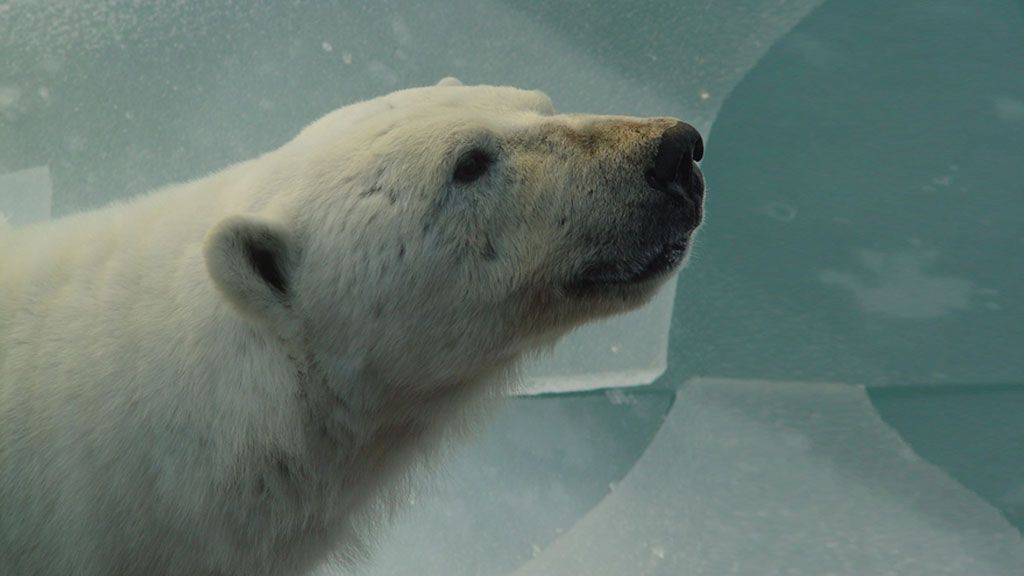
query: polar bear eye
[{"left": 452, "top": 149, "right": 493, "bottom": 184}]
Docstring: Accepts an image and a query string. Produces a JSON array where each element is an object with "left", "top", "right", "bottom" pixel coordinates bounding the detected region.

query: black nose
[{"left": 645, "top": 121, "right": 704, "bottom": 200}]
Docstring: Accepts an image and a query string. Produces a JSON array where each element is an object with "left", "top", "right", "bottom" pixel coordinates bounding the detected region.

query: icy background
[{"left": 2, "top": 0, "right": 1023, "bottom": 575}]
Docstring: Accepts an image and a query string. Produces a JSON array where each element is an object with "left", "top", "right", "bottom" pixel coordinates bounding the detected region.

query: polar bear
[{"left": 0, "top": 78, "right": 705, "bottom": 576}]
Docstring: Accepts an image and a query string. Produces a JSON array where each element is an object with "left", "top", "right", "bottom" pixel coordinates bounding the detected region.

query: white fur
[{"left": 0, "top": 79, "right": 694, "bottom": 575}]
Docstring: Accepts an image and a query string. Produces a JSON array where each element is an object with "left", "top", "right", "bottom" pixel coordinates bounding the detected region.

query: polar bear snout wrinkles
[{"left": 561, "top": 118, "right": 705, "bottom": 298}]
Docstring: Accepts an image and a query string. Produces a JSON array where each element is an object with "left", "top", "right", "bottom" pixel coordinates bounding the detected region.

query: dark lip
[{"left": 566, "top": 235, "right": 690, "bottom": 295}]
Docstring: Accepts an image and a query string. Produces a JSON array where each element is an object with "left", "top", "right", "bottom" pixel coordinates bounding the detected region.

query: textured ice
[
  {"left": 819, "top": 248, "right": 977, "bottom": 320},
  {"left": 513, "top": 379, "right": 1024, "bottom": 576},
  {"left": 668, "top": 0, "right": 1024, "bottom": 387}
]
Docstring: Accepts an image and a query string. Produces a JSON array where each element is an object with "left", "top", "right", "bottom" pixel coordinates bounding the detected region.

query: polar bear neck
[
  {"left": 290, "top": 339, "right": 512, "bottom": 472},
  {"left": 209, "top": 340, "right": 513, "bottom": 569}
]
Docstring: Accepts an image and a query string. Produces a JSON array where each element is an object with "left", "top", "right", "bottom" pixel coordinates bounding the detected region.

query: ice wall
[
  {"left": 514, "top": 379, "right": 1024, "bottom": 576},
  {"left": 666, "top": 0, "right": 1024, "bottom": 388}
]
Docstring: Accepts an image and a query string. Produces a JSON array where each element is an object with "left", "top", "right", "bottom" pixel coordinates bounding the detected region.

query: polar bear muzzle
[{"left": 565, "top": 120, "right": 705, "bottom": 296}]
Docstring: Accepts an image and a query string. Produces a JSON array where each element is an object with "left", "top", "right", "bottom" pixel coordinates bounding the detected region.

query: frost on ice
[{"left": 514, "top": 379, "right": 1024, "bottom": 576}]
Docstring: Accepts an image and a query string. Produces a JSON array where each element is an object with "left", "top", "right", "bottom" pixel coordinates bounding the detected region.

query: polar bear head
[{"left": 205, "top": 78, "right": 704, "bottom": 397}]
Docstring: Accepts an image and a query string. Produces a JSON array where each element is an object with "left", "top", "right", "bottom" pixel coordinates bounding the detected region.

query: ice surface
[
  {"left": 513, "top": 379, "right": 1024, "bottom": 576},
  {"left": 0, "top": 166, "right": 52, "bottom": 226},
  {"left": 819, "top": 248, "right": 977, "bottom": 320}
]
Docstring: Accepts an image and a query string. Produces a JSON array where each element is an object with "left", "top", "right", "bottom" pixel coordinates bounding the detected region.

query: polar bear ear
[
  {"left": 204, "top": 215, "right": 299, "bottom": 339},
  {"left": 437, "top": 76, "right": 462, "bottom": 87}
]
